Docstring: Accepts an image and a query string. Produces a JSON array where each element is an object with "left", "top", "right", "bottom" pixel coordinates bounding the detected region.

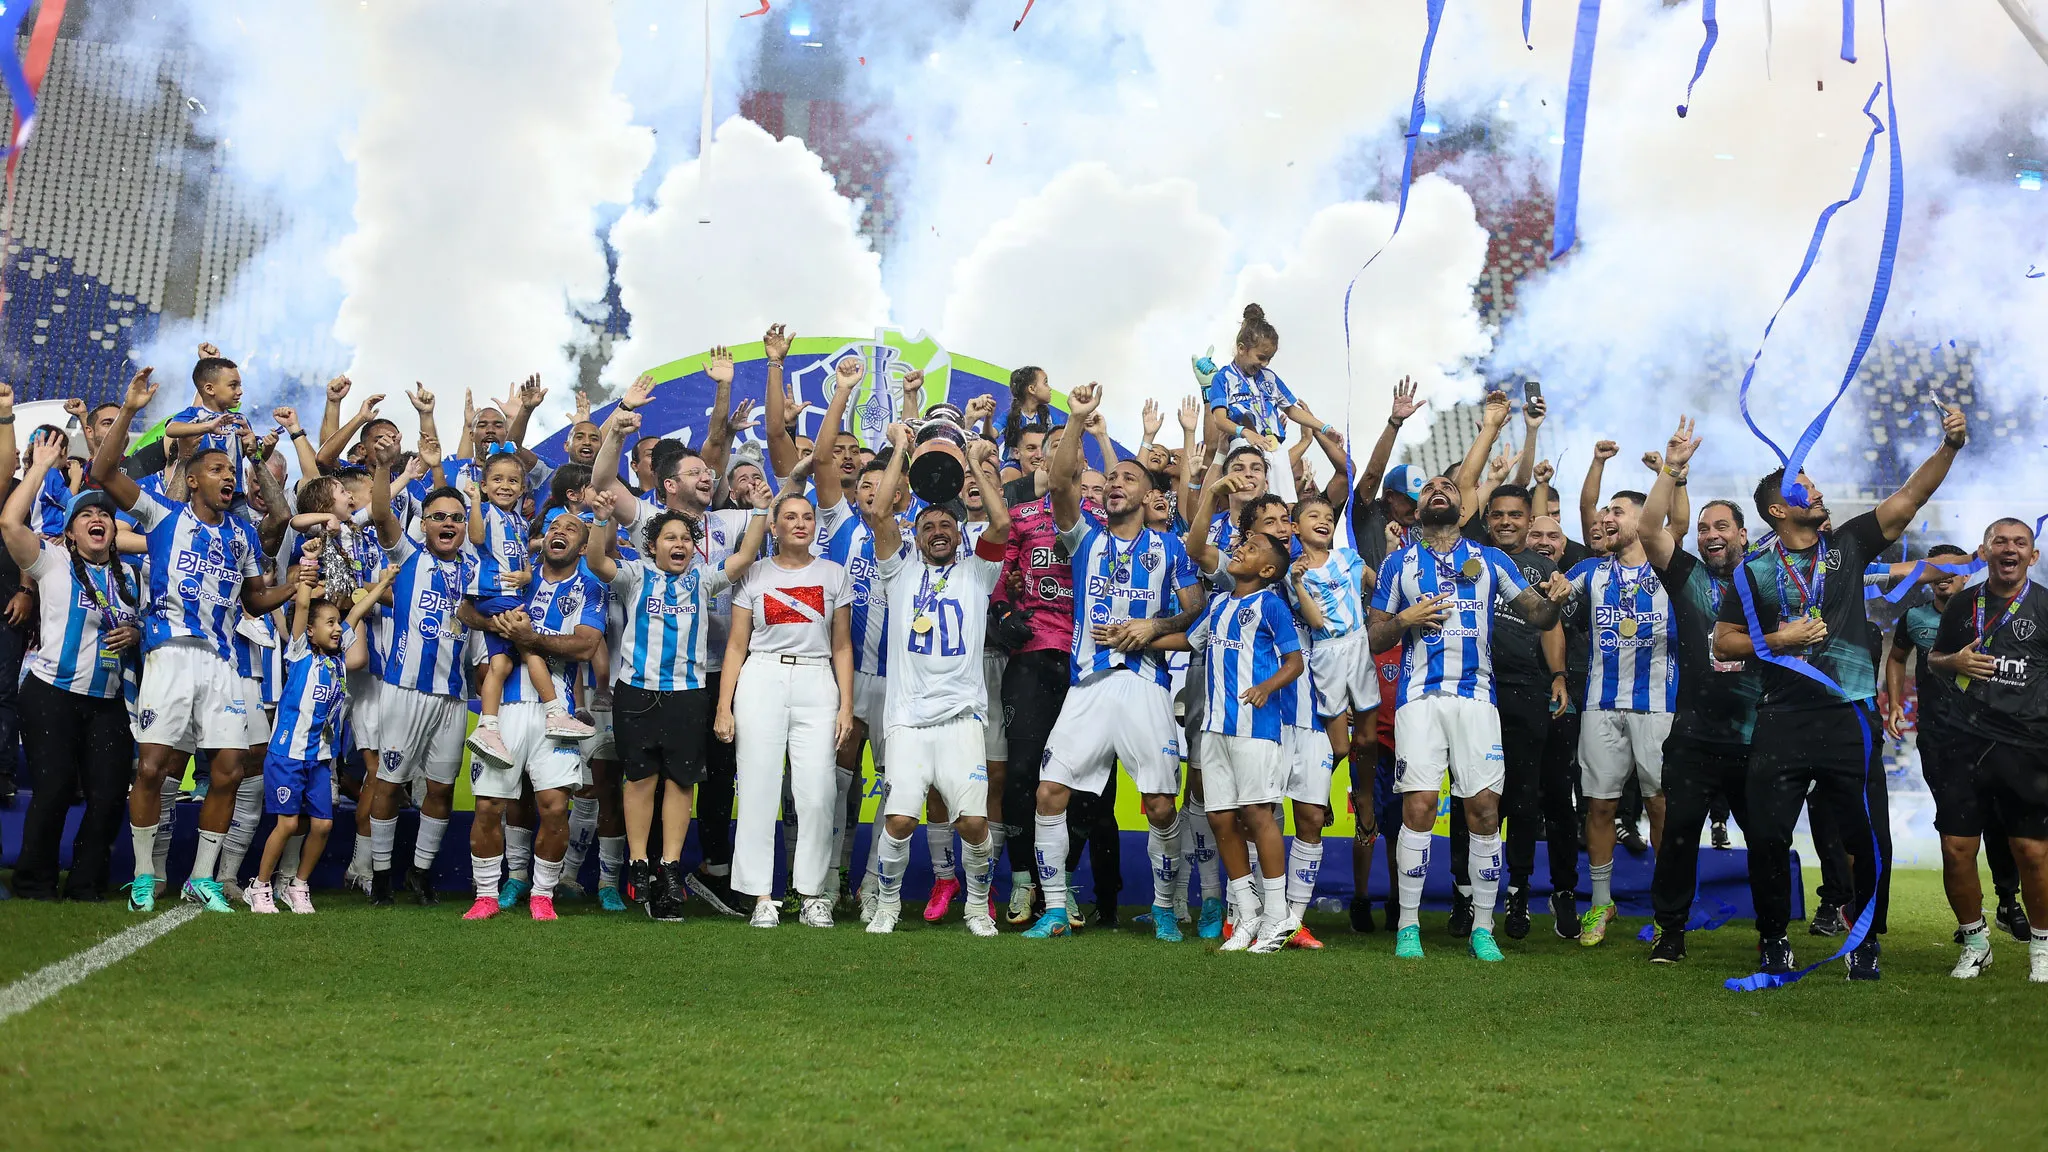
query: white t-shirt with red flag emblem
[{"left": 734, "top": 556, "right": 849, "bottom": 660}]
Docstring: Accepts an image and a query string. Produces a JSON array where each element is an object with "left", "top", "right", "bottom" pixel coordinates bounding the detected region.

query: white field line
[{"left": 0, "top": 906, "right": 201, "bottom": 1024}]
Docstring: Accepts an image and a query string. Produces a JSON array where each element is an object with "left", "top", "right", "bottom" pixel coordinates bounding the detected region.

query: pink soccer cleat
[
  {"left": 281, "top": 880, "right": 316, "bottom": 914},
  {"left": 463, "top": 896, "right": 501, "bottom": 921},
  {"left": 246, "top": 880, "right": 278, "bottom": 914},
  {"left": 924, "top": 876, "right": 961, "bottom": 922},
  {"left": 530, "top": 894, "right": 558, "bottom": 921}
]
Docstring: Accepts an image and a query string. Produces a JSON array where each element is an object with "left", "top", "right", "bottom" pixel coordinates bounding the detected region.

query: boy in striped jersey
[
  {"left": 1561, "top": 488, "right": 1680, "bottom": 945},
  {"left": 1369, "top": 476, "right": 1571, "bottom": 961}
]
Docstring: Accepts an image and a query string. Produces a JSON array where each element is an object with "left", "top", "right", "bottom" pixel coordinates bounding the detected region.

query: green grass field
[{"left": 1, "top": 868, "right": 2038, "bottom": 1150}]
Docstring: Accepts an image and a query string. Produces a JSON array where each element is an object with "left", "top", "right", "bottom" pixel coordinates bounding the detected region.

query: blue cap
[
  {"left": 64, "top": 489, "right": 119, "bottom": 529},
  {"left": 542, "top": 506, "right": 595, "bottom": 529},
  {"left": 1383, "top": 464, "right": 1426, "bottom": 500}
]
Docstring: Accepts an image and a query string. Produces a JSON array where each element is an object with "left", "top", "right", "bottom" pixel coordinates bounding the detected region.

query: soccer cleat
[
  {"left": 462, "top": 896, "right": 501, "bottom": 921},
  {"left": 2030, "top": 946, "right": 2048, "bottom": 983},
  {"left": 219, "top": 879, "right": 247, "bottom": 906},
  {"left": 599, "top": 886, "right": 628, "bottom": 913},
  {"left": 866, "top": 908, "right": 899, "bottom": 934},
  {"left": 1020, "top": 909, "right": 1070, "bottom": 939},
  {"left": 1950, "top": 940, "right": 1993, "bottom": 980},
  {"left": 1151, "top": 904, "right": 1183, "bottom": 943},
  {"left": 1710, "top": 820, "right": 1732, "bottom": 849},
  {"left": 1845, "top": 937, "right": 1881, "bottom": 981},
  {"left": 182, "top": 877, "right": 233, "bottom": 914},
  {"left": 859, "top": 888, "right": 879, "bottom": 925},
  {"left": 127, "top": 877, "right": 156, "bottom": 913},
  {"left": 1808, "top": 902, "right": 1847, "bottom": 937},
  {"left": 557, "top": 877, "right": 586, "bottom": 899},
  {"left": 648, "top": 863, "right": 687, "bottom": 921},
  {"left": 343, "top": 861, "right": 374, "bottom": 896},
  {"left": 1394, "top": 924, "right": 1425, "bottom": 959},
  {"left": 369, "top": 868, "right": 395, "bottom": 907},
  {"left": 964, "top": 910, "right": 999, "bottom": 938},
  {"left": 404, "top": 865, "right": 439, "bottom": 906},
  {"left": 1006, "top": 883, "right": 1037, "bottom": 925},
  {"left": 625, "top": 861, "right": 655, "bottom": 904},
  {"left": 1504, "top": 889, "right": 1532, "bottom": 941},
  {"left": 544, "top": 711, "right": 596, "bottom": 740},
  {"left": 1220, "top": 917, "right": 1262, "bottom": 952},
  {"left": 465, "top": 726, "right": 514, "bottom": 766},
  {"left": 246, "top": 881, "right": 278, "bottom": 914},
  {"left": 749, "top": 899, "right": 781, "bottom": 928},
  {"left": 1286, "top": 923, "right": 1325, "bottom": 951},
  {"left": 1579, "top": 903, "right": 1616, "bottom": 946},
  {"left": 1551, "top": 891, "right": 1581, "bottom": 940},
  {"left": 685, "top": 871, "right": 743, "bottom": 917},
  {"left": 1617, "top": 820, "right": 1648, "bottom": 854},
  {"left": 1997, "top": 899, "right": 2031, "bottom": 942},
  {"left": 282, "top": 880, "right": 316, "bottom": 915},
  {"left": 1757, "top": 936, "right": 1795, "bottom": 975},
  {"left": 1197, "top": 897, "right": 1225, "bottom": 939},
  {"left": 529, "top": 894, "right": 558, "bottom": 922},
  {"left": 1446, "top": 892, "right": 1475, "bottom": 939},
  {"left": 1649, "top": 928, "right": 1687, "bottom": 964},
  {"left": 1468, "top": 927, "right": 1504, "bottom": 963},
  {"left": 800, "top": 896, "right": 835, "bottom": 928},
  {"left": 1066, "top": 903, "right": 1086, "bottom": 933},
  {"left": 497, "top": 876, "right": 531, "bottom": 910},
  {"left": 1349, "top": 896, "right": 1376, "bottom": 933},
  {"left": 924, "top": 876, "right": 961, "bottom": 922},
  {"left": 1248, "top": 917, "right": 1295, "bottom": 954},
  {"left": 1091, "top": 905, "right": 1119, "bottom": 931}
]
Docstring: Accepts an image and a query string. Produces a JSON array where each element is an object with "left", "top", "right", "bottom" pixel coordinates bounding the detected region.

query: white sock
[
  {"left": 1033, "top": 812, "right": 1069, "bottom": 911},
  {"left": 877, "top": 830, "right": 912, "bottom": 909},
  {"left": 221, "top": 777, "right": 263, "bottom": 881},
  {"left": 862, "top": 780, "right": 891, "bottom": 891},
  {"left": 370, "top": 816, "right": 398, "bottom": 871},
  {"left": 597, "top": 836, "right": 626, "bottom": 890},
  {"left": 543, "top": 697, "right": 568, "bottom": 718},
  {"left": 153, "top": 789, "right": 176, "bottom": 878},
  {"left": 1469, "top": 832, "right": 1502, "bottom": 933},
  {"left": 476, "top": 714, "right": 499, "bottom": 731},
  {"left": 278, "top": 834, "right": 305, "bottom": 884},
  {"left": 414, "top": 816, "right": 449, "bottom": 871},
  {"left": 926, "top": 823, "right": 957, "bottom": 880},
  {"left": 1960, "top": 918, "right": 1989, "bottom": 950},
  {"left": 1396, "top": 826, "right": 1431, "bottom": 929},
  {"left": 192, "top": 829, "right": 225, "bottom": 882},
  {"left": 1227, "top": 873, "right": 1259, "bottom": 928},
  {"left": 962, "top": 832, "right": 995, "bottom": 911},
  {"left": 1184, "top": 800, "right": 1220, "bottom": 900},
  {"left": 506, "top": 826, "right": 534, "bottom": 882},
  {"left": 2031, "top": 928, "right": 2048, "bottom": 954},
  {"left": 1147, "top": 821, "right": 1182, "bottom": 909},
  {"left": 1590, "top": 859, "right": 1613, "bottom": 908},
  {"left": 349, "top": 831, "right": 372, "bottom": 874},
  {"left": 1260, "top": 872, "right": 1288, "bottom": 926},
  {"left": 1011, "top": 869, "right": 1034, "bottom": 896},
  {"left": 130, "top": 822, "right": 159, "bottom": 882},
  {"left": 562, "top": 796, "right": 599, "bottom": 879},
  {"left": 1285, "top": 838, "right": 1324, "bottom": 917},
  {"left": 533, "top": 854, "right": 564, "bottom": 899},
  {"left": 987, "top": 822, "right": 1009, "bottom": 885},
  {"left": 471, "top": 853, "right": 502, "bottom": 901}
]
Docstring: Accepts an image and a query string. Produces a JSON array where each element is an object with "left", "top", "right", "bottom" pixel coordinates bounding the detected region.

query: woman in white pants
[{"left": 715, "top": 491, "right": 854, "bottom": 928}]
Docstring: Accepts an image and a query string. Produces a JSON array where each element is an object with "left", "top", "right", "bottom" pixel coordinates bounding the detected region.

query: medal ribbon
[
  {"left": 1603, "top": 556, "right": 1648, "bottom": 632},
  {"left": 1772, "top": 536, "right": 1827, "bottom": 619},
  {"left": 1973, "top": 585, "right": 2029, "bottom": 650}
]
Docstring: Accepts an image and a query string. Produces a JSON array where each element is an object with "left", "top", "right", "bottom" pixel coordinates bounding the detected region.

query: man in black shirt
[
  {"left": 1527, "top": 512, "right": 1589, "bottom": 936},
  {"left": 1637, "top": 419, "right": 1760, "bottom": 963},
  {"left": 1714, "top": 404, "right": 1968, "bottom": 981},
  {"left": 1929, "top": 517, "right": 2048, "bottom": 982}
]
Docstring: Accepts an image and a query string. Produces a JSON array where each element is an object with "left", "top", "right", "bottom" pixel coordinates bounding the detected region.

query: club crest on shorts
[
  {"left": 383, "top": 750, "right": 403, "bottom": 773},
  {"left": 275, "top": 785, "right": 291, "bottom": 805},
  {"left": 139, "top": 708, "right": 155, "bottom": 729},
  {"left": 2014, "top": 617, "right": 2037, "bottom": 642}
]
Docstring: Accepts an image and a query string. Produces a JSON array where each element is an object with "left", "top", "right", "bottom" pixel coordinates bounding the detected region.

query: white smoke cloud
[{"left": 602, "top": 115, "right": 890, "bottom": 388}]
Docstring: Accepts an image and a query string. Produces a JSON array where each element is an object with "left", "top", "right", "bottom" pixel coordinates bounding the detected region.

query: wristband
[
  {"left": 748, "top": 508, "right": 768, "bottom": 518},
  {"left": 0, "top": 416, "right": 13, "bottom": 425},
  {"left": 291, "top": 429, "right": 308, "bottom": 440},
  {"left": 1552, "top": 670, "right": 1567, "bottom": 679},
  {"left": 1319, "top": 422, "right": 1335, "bottom": 435}
]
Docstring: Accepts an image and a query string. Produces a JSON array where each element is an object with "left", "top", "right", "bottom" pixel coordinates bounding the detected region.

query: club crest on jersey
[
  {"left": 2015, "top": 618, "right": 2037, "bottom": 642},
  {"left": 139, "top": 708, "right": 156, "bottom": 729},
  {"left": 1824, "top": 548, "right": 1841, "bottom": 571},
  {"left": 1138, "top": 551, "right": 1159, "bottom": 572},
  {"left": 1236, "top": 606, "right": 1257, "bottom": 628}
]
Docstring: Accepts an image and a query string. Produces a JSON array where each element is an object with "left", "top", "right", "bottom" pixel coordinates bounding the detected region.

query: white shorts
[
  {"left": 376, "top": 685, "right": 468, "bottom": 787},
  {"left": 471, "top": 702, "right": 583, "bottom": 800},
  {"left": 983, "top": 652, "right": 1009, "bottom": 762},
  {"left": 133, "top": 640, "right": 251, "bottom": 753},
  {"left": 579, "top": 707, "right": 616, "bottom": 768},
  {"left": 1391, "top": 693, "right": 1505, "bottom": 799},
  {"left": 235, "top": 674, "right": 272, "bottom": 748},
  {"left": 1579, "top": 710, "right": 1673, "bottom": 800},
  {"left": 1200, "top": 733, "right": 1284, "bottom": 812},
  {"left": 854, "top": 670, "right": 888, "bottom": 767},
  {"left": 1282, "top": 724, "right": 1337, "bottom": 807},
  {"left": 348, "top": 671, "right": 383, "bottom": 752},
  {"left": 1043, "top": 671, "right": 1181, "bottom": 798},
  {"left": 1180, "top": 652, "right": 1206, "bottom": 770},
  {"left": 883, "top": 715, "right": 990, "bottom": 821},
  {"left": 1309, "top": 632, "right": 1380, "bottom": 719}
]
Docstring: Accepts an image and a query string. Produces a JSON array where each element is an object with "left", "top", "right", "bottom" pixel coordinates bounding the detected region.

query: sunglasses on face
[{"left": 423, "top": 510, "right": 468, "bottom": 524}]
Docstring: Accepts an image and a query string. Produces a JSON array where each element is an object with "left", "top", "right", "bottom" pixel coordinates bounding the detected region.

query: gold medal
[
  {"left": 912, "top": 614, "right": 934, "bottom": 635},
  {"left": 1618, "top": 617, "right": 1638, "bottom": 638},
  {"left": 352, "top": 587, "right": 370, "bottom": 608},
  {"left": 1461, "top": 557, "right": 1483, "bottom": 580}
]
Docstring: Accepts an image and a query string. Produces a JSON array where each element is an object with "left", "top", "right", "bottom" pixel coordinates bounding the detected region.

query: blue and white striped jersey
[
  {"left": 24, "top": 543, "right": 138, "bottom": 699},
  {"left": 1205, "top": 363, "right": 1300, "bottom": 441},
  {"left": 170, "top": 404, "right": 246, "bottom": 490},
  {"left": 469, "top": 502, "right": 529, "bottom": 598},
  {"left": 230, "top": 613, "right": 272, "bottom": 689},
  {"left": 269, "top": 632, "right": 349, "bottom": 762},
  {"left": 624, "top": 497, "right": 748, "bottom": 673},
  {"left": 1371, "top": 539, "right": 1530, "bottom": 706},
  {"left": 1299, "top": 547, "right": 1369, "bottom": 641},
  {"left": 502, "top": 565, "right": 609, "bottom": 705},
  {"left": 608, "top": 559, "right": 730, "bottom": 692},
  {"left": 1188, "top": 587, "right": 1302, "bottom": 743},
  {"left": 380, "top": 534, "right": 475, "bottom": 699},
  {"left": 1058, "top": 518, "right": 1200, "bottom": 688},
  {"left": 1565, "top": 557, "right": 1679, "bottom": 713},
  {"left": 129, "top": 491, "right": 264, "bottom": 660},
  {"left": 819, "top": 499, "right": 910, "bottom": 677}
]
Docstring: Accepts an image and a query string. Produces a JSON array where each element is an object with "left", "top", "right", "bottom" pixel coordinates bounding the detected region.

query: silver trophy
[{"left": 908, "top": 402, "right": 971, "bottom": 504}]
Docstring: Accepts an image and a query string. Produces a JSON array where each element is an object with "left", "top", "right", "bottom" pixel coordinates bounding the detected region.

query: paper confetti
[{"left": 740, "top": 1, "right": 769, "bottom": 17}]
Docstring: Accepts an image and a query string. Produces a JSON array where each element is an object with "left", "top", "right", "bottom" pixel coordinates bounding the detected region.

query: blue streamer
[
  {"left": 1551, "top": 0, "right": 1602, "bottom": 259},
  {"left": 1841, "top": 0, "right": 1857, "bottom": 63},
  {"left": 1676, "top": 0, "right": 1718, "bottom": 118},
  {"left": 1878, "top": 557, "right": 1986, "bottom": 603},
  {"left": 1522, "top": 0, "right": 1533, "bottom": 49},
  {"left": 0, "top": 3, "right": 35, "bottom": 152},
  {"left": 1732, "top": 84, "right": 1888, "bottom": 506},
  {"left": 2028, "top": 265, "right": 2045, "bottom": 279}
]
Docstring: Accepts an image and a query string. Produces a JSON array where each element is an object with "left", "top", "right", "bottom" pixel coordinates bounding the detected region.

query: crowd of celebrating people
[{"left": 2, "top": 303, "right": 2045, "bottom": 985}]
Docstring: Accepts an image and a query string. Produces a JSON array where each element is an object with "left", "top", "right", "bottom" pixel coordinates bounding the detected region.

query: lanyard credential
[
  {"left": 1957, "top": 585, "right": 2029, "bottom": 691},
  {"left": 1772, "top": 535, "right": 1828, "bottom": 623},
  {"left": 1604, "top": 557, "right": 1649, "bottom": 638}
]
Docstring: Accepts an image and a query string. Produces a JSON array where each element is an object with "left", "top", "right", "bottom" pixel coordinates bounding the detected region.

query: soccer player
[
  {"left": 1714, "top": 404, "right": 1968, "bottom": 980},
  {"left": 1888, "top": 544, "right": 2030, "bottom": 943},
  {"left": 863, "top": 431, "right": 1011, "bottom": 935},
  {"left": 1927, "top": 518, "right": 2048, "bottom": 980},
  {"left": 1561, "top": 484, "right": 1679, "bottom": 945},
  {"left": 459, "top": 513, "right": 607, "bottom": 922},
  {"left": 1022, "top": 382, "right": 1205, "bottom": 941},
  {"left": 91, "top": 368, "right": 303, "bottom": 914},
  {"left": 1636, "top": 418, "right": 1760, "bottom": 963},
  {"left": 1368, "top": 475, "right": 1570, "bottom": 961}
]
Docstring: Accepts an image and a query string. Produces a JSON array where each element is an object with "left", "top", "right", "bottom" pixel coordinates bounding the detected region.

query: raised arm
[
  {"left": 319, "top": 374, "right": 350, "bottom": 447},
  {"left": 317, "top": 391, "right": 383, "bottom": 472},
  {"left": 812, "top": 356, "right": 864, "bottom": 512},
  {"left": 699, "top": 346, "right": 737, "bottom": 482},
  {"left": 1183, "top": 453, "right": 1236, "bottom": 574},
  {"left": 1049, "top": 382, "right": 1100, "bottom": 532},
  {"left": 1874, "top": 404, "right": 1967, "bottom": 539},
  {"left": 723, "top": 484, "right": 774, "bottom": 585},
  {"left": 1454, "top": 391, "right": 1510, "bottom": 526},
  {"left": 1638, "top": 416, "right": 1696, "bottom": 570},
  {"left": 90, "top": 368, "right": 154, "bottom": 511},
  {"left": 0, "top": 385, "right": 16, "bottom": 512},
  {"left": 2, "top": 430, "right": 61, "bottom": 570},
  {"left": 593, "top": 384, "right": 649, "bottom": 508},
  {"left": 583, "top": 491, "right": 620, "bottom": 583},
  {"left": 274, "top": 406, "right": 321, "bottom": 481},
  {"left": 1353, "top": 376, "right": 1419, "bottom": 518},
  {"left": 246, "top": 431, "right": 295, "bottom": 555},
  {"left": 408, "top": 384, "right": 441, "bottom": 460},
  {"left": 760, "top": 324, "right": 799, "bottom": 480},
  {"left": 370, "top": 458, "right": 402, "bottom": 550},
  {"left": 1175, "top": 396, "right": 1202, "bottom": 523},
  {"left": 864, "top": 423, "right": 913, "bottom": 560},
  {"left": 1580, "top": 440, "right": 1615, "bottom": 549},
  {"left": 967, "top": 439, "right": 1010, "bottom": 548},
  {"left": 1514, "top": 396, "right": 1545, "bottom": 488}
]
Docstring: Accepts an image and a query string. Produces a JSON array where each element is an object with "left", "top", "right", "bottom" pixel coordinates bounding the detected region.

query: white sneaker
[
  {"left": 246, "top": 881, "right": 278, "bottom": 914},
  {"left": 799, "top": 896, "right": 835, "bottom": 928},
  {"left": 1951, "top": 942, "right": 1993, "bottom": 979},
  {"left": 545, "top": 711, "right": 596, "bottom": 740},
  {"left": 2031, "top": 945, "right": 2048, "bottom": 984},
  {"left": 965, "top": 910, "right": 999, "bottom": 938},
  {"left": 1007, "top": 883, "right": 1036, "bottom": 925},
  {"left": 1249, "top": 915, "right": 1298, "bottom": 954},
  {"left": 343, "top": 862, "right": 373, "bottom": 896},
  {"left": 1220, "top": 917, "right": 1262, "bottom": 952},
  {"left": 867, "top": 908, "right": 899, "bottom": 934},
  {"left": 282, "top": 880, "right": 316, "bottom": 914},
  {"left": 749, "top": 899, "right": 780, "bottom": 928},
  {"left": 859, "top": 888, "right": 879, "bottom": 924}
]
